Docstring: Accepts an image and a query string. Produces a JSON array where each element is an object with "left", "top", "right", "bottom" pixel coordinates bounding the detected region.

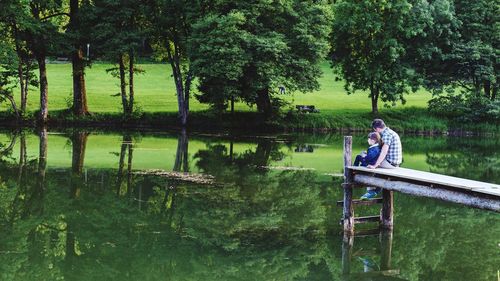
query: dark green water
[{"left": 0, "top": 130, "right": 498, "bottom": 281}]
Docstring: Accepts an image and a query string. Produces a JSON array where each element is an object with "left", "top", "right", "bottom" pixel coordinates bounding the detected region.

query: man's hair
[{"left": 372, "top": 119, "right": 386, "bottom": 129}]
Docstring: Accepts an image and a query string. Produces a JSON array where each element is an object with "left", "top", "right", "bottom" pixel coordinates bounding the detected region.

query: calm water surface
[{"left": 0, "top": 130, "right": 498, "bottom": 281}]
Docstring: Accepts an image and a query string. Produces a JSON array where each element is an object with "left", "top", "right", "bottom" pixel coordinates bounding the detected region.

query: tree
[
  {"left": 148, "top": 0, "right": 204, "bottom": 126},
  {"left": 67, "top": 0, "right": 90, "bottom": 116},
  {"left": 331, "top": 0, "right": 428, "bottom": 114},
  {"left": 189, "top": 0, "right": 332, "bottom": 117},
  {"left": 0, "top": 0, "right": 38, "bottom": 116},
  {"left": 414, "top": 1, "right": 498, "bottom": 99},
  {"left": 452, "top": 0, "right": 499, "bottom": 100},
  {"left": 411, "top": 0, "right": 498, "bottom": 120},
  {"left": 91, "top": 0, "right": 146, "bottom": 116},
  {"left": 21, "top": 0, "right": 66, "bottom": 122},
  {"left": 0, "top": 39, "right": 21, "bottom": 117}
]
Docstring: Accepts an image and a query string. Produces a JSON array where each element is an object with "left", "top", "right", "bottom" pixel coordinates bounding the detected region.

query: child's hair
[{"left": 368, "top": 132, "right": 383, "bottom": 147}]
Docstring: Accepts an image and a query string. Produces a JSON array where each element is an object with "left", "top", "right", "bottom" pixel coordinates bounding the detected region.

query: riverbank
[{"left": 1, "top": 107, "right": 498, "bottom": 135}]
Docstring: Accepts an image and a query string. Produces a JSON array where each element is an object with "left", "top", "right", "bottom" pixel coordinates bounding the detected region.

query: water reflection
[
  {"left": 0, "top": 130, "right": 498, "bottom": 280},
  {"left": 295, "top": 144, "right": 314, "bottom": 153},
  {"left": 341, "top": 230, "right": 407, "bottom": 281}
]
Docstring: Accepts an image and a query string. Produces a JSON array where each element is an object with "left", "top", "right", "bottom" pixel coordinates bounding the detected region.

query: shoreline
[{"left": 0, "top": 109, "right": 498, "bottom": 136}]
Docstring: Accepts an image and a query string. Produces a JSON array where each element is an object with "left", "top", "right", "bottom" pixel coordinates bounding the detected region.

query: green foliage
[
  {"left": 420, "top": 0, "right": 499, "bottom": 101},
  {"left": 331, "top": 0, "right": 427, "bottom": 112},
  {"left": 0, "top": 38, "right": 18, "bottom": 112},
  {"left": 429, "top": 93, "right": 500, "bottom": 122},
  {"left": 189, "top": 0, "right": 332, "bottom": 114},
  {"left": 90, "top": 0, "right": 146, "bottom": 59}
]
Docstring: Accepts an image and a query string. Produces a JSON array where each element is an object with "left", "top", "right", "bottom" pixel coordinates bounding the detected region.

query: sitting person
[
  {"left": 353, "top": 132, "right": 383, "bottom": 167},
  {"left": 360, "top": 118, "right": 403, "bottom": 200}
]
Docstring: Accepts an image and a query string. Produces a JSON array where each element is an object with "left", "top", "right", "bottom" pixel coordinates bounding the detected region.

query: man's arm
[{"left": 367, "top": 144, "right": 388, "bottom": 169}]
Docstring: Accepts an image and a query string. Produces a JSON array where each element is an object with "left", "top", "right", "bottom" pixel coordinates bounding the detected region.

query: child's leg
[{"left": 353, "top": 155, "right": 363, "bottom": 166}]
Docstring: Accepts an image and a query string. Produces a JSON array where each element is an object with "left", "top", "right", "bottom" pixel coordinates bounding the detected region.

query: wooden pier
[{"left": 341, "top": 136, "right": 500, "bottom": 234}]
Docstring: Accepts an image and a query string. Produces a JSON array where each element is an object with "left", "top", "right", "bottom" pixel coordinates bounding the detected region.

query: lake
[{"left": 0, "top": 129, "right": 498, "bottom": 281}]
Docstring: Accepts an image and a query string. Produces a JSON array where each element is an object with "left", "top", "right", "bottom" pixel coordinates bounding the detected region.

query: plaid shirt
[{"left": 381, "top": 127, "right": 402, "bottom": 165}]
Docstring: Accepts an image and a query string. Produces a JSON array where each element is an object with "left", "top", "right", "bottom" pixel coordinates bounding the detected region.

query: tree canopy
[{"left": 190, "top": 0, "right": 332, "bottom": 116}]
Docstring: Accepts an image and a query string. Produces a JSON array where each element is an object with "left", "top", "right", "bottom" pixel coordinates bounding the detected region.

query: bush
[{"left": 428, "top": 93, "right": 499, "bottom": 122}]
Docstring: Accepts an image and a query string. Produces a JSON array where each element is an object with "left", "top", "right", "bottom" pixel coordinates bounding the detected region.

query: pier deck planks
[{"left": 348, "top": 166, "right": 500, "bottom": 197}]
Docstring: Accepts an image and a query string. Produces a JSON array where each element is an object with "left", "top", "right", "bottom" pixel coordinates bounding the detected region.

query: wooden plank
[
  {"left": 340, "top": 215, "right": 380, "bottom": 225},
  {"left": 336, "top": 198, "right": 383, "bottom": 207},
  {"left": 352, "top": 228, "right": 381, "bottom": 237},
  {"left": 354, "top": 174, "right": 500, "bottom": 212},
  {"left": 350, "top": 269, "right": 402, "bottom": 279},
  {"left": 349, "top": 166, "right": 500, "bottom": 197}
]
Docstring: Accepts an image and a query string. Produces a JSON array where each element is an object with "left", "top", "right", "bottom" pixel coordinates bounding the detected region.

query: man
[{"left": 360, "top": 119, "right": 403, "bottom": 199}]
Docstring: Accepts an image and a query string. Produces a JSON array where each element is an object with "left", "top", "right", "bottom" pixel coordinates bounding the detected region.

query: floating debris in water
[
  {"left": 323, "top": 173, "right": 344, "bottom": 177},
  {"left": 133, "top": 169, "right": 215, "bottom": 184},
  {"left": 261, "top": 166, "right": 315, "bottom": 171}
]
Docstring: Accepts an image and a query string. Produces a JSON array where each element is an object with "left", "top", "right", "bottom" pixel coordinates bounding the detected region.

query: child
[{"left": 354, "top": 132, "right": 383, "bottom": 167}]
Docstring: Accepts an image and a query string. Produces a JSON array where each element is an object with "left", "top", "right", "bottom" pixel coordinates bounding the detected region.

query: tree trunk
[
  {"left": 115, "top": 136, "right": 127, "bottom": 194},
  {"left": 70, "top": 131, "right": 88, "bottom": 200},
  {"left": 71, "top": 131, "right": 88, "bottom": 175},
  {"left": 37, "top": 56, "right": 49, "bottom": 123},
  {"left": 6, "top": 94, "right": 20, "bottom": 118},
  {"left": 256, "top": 88, "right": 272, "bottom": 117},
  {"left": 483, "top": 80, "right": 491, "bottom": 100},
  {"left": 72, "top": 47, "right": 88, "bottom": 116},
  {"left": 230, "top": 97, "right": 235, "bottom": 114},
  {"left": 166, "top": 42, "right": 191, "bottom": 126},
  {"left": 370, "top": 81, "right": 379, "bottom": 115},
  {"left": 15, "top": 49, "right": 26, "bottom": 114},
  {"left": 37, "top": 127, "right": 48, "bottom": 194},
  {"left": 18, "top": 133, "right": 26, "bottom": 183},
  {"left": 70, "top": 0, "right": 89, "bottom": 116},
  {"left": 177, "top": 86, "right": 187, "bottom": 126},
  {"left": 24, "top": 62, "right": 30, "bottom": 99},
  {"left": 119, "top": 54, "right": 128, "bottom": 115},
  {"left": 371, "top": 95, "right": 379, "bottom": 115},
  {"left": 174, "top": 129, "right": 188, "bottom": 172},
  {"left": 184, "top": 72, "right": 192, "bottom": 125},
  {"left": 492, "top": 86, "right": 498, "bottom": 100},
  {"left": 126, "top": 140, "right": 133, "bottom": 195},
  {"left": 255, "top": 140, "right": 273, "bottom": 168},
  {"left": 22, "top": 61, "right": 31, "bottom": 113},
  {"left": 19, "top": 62, "right": 27, "bottom": 114},
  {"left": 11, "top": 21, "right": 28, "bottom": 114},
  {"left": 128, "top": 51, "right": 134, "bottom": 115}
]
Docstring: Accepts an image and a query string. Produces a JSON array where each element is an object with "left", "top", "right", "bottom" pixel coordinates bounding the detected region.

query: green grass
[
  {"left": 3, "top": 61, "right": 498, "bottom": 133},
  {"left": 8, "top": 61, "right": 431, "bottom": 114}
]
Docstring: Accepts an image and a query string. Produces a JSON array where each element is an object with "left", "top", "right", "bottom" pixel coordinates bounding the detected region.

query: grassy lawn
[
  {"left": 9, "top": 61, "right": 488, "bottom": 133},
  {"left": 6, "top": 61, "right": 432, "bottom": 115}
]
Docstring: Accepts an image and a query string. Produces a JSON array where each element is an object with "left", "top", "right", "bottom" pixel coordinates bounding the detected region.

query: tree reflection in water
[
  {"left": 425, "top": 137, "right": 500, "bottom": 183},
  {"left": 0, "top": 131, "right": 498, "bottom": 280}
]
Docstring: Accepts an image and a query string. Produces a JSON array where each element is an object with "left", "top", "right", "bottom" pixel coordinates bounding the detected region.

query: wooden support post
[
  {"left": 381, "top": 189, "right": 394, "bottom": 229},
  {"left": 343, "top": 136, "right": 354, "bottom": 234},
  {"left": 341, "top": 233, "right": 354, "bottom": 276},
  {"left": 379, "top": 229, "right": 393, "bottom": 271}
]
